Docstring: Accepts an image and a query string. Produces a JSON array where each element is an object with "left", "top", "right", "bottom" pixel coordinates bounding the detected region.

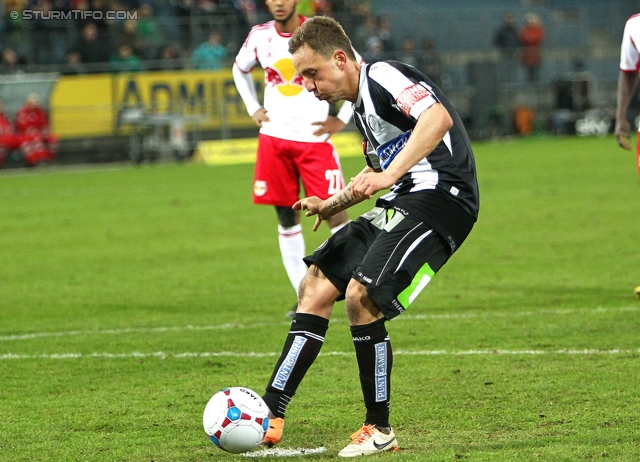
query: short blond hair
[{"left": 289, "top": 16, "right": 357, "bottom": 62}]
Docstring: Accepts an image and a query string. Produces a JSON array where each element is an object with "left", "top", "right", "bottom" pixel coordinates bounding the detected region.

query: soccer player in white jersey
[
  {"left": 260, "top": 16, "right": 479, "bottom": 457},
  {"left": 233, "top": 0, "right": 357, "bottom": 316},
  {"left": 615, "top": 12, "right": 640, "bottom": 176},
  {"left": 614, "top": 13, "right": 640, "bottom": 302}
]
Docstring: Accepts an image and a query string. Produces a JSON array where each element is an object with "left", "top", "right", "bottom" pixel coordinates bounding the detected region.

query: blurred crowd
[{"left": 0, "top": 0, "right": 448, "bottom": 79}]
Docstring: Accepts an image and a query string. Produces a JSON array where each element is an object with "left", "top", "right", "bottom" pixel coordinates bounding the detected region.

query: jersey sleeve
[
  {"left": 234, "top": 29, "right": 260, "bottom": 73},
  {"left": 368, "top": 61, "right": 437, "bottom": 121},
  {"left": 620, "top": 17, "right": 640, "bottom": 72}
]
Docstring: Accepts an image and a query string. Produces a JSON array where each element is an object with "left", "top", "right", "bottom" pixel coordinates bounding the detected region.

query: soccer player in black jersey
[{"left": 260, "top": 16, "right": 479, "bottom": 457}]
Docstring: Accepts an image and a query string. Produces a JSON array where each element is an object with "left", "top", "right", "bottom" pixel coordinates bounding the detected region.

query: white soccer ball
[{"left": 203, "top": 387, "right": 270, "bottom": 454}]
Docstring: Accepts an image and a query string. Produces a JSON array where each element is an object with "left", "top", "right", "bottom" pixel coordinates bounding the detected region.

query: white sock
[
  {"left": 330, "top": 220, "right": 350, "bottom": 235},
  {"left": 278, "top": 224, "right": 307, "bottom": 295}
]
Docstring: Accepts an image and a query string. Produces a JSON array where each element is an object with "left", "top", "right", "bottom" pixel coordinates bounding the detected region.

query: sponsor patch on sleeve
[{"left": 396, "top": 84, "right": 433, "bottom": 118}]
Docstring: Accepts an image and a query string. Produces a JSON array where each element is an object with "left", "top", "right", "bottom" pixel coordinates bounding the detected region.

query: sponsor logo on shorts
[
  {"left": 272, "top": 336, "right": 307, "bottom": 390},
  {"left": 352, "top": 335, "right": 371, "bottom": 342},
  {"left": 253, "top": 180, "right": 267, "bottom": 197},
  {"left": 357, "top": 272, "right": 373, "bottom": 283},
  {"left": 392, "top": 299, "right": 405, "bottom": 313},
  {"left": 375, "top": 342, "right": 387, "bottom": 402}
]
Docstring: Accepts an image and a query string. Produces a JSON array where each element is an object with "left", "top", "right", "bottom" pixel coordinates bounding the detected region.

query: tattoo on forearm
[{"left": 328, "top": 184, "right": 356, "bottom": 214}]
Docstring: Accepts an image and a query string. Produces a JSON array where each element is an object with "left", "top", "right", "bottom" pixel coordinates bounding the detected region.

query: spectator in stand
[
  {"left": 3, "top": 0, "right": 30, "bottom": 59},
  {"left": 398, "top": 37, "right": 418, "bottom": 68},
  {"left": 494, "top": 11, "right": 520, "bottom": 60},
  {"left": 117, "top": 18, "right": 146, "bottom": 58},
  {"left": 61, "top": 50, "right": 89, "bottom": 75},
  {"left": 519, "top": 12, "right": 545, "bottom": 82},
  {"left": 74, "top": 22, "right": 111, "bottom": 67},
  {"left": 152, "top": 44, "right": 184, "bottom": 70},
  {"left": 110, "top": 44, "right": 144, "bottom": 73},
  {"left": 136, "top": 3, "right": 165, "bottom": 59},
  {"left": 235, "top": 0, "right": 259, "bottom": 26},
  {"left": 14, "top": 94, "right": 58, "bottom": 166},
  {"left": 377, "top": 15, "right": 394, "bottom": 52},
  {"left": 418, "top": 38, "right": 443, "bottom": 88},
  {"left": 354, "top": 13, "right": 377, "bottom": 52},
  {"left": 313, "top": 0, "right": 334, "bottom": 16},
  {"left": 191, "top": 30, "right": 228, "bottom": 70},
  {"left": 0, "top": 47, "right": 26, "bottom": 74},
  {"left": 73, "top": 0, "right": 109, "bottom": 32},
  {"left": 363, "top": 36, "right": 384, "bottom": 62}
]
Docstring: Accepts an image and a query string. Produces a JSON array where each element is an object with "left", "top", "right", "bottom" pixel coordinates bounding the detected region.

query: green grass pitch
[{"left": 0, "top": 135, "right": 639, "bottom": 461}]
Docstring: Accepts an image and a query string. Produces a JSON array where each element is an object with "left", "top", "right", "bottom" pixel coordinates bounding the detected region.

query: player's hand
[
  {"left": 615, "top": 118, "right": 632, "bottom": 150},
  {"left": 251, "top": 108, "right": 270, "bottom": 128},
  {"left": 350, "top": 171, "right": 395, "bottom": 199},
  {"left": 312, "top": 116, "right": 346, "bottom": 138},
  {"left": 293, "top": 196, "right": 327, "bottom": 231}
]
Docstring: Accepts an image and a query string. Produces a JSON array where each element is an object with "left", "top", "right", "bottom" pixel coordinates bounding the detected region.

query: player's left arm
[{"left": 350, "top": 103, "right": 453, "bottom": 198}]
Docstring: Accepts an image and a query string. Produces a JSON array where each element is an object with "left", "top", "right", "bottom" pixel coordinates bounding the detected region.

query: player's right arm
[
  {"left": 232, "top": 28, "right": 269, "bottom": 127},
  {"left": 294, "top": 166, "right": 373, "bottom": 231},
  {"left": 615, "top": 70, "right": 638, "bottom": 150}
]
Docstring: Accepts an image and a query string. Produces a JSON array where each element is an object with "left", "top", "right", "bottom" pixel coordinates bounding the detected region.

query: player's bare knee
[
  {"left": 297, "top": 265, "right": 338, "bottom": 317},
  {"left": 345, "top": 280, "right": 382, "bottom": 325}
]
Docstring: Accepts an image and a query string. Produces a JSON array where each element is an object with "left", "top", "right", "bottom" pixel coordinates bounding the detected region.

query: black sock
[
  {"left": 263, "top": 313, "right": 329, "bottom": 418},
  {"left": 351, "top": 318, "right": 393, "bottom": 428}
]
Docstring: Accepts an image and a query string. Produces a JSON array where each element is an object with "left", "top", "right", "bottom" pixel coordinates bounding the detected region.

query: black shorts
[{"left": 304, "top": 206, "right": 452, "bottom": 320}]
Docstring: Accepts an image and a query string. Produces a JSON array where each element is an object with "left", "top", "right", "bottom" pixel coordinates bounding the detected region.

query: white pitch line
[
  {"left": 1, "top": 306, "right": 637, "bottom": 343},
  {"left": 243, "top": 447, "right": 326, "bottom": 457},
  {"left": 1, "top": 349, "right": 638, "bottom": 361},
  {"left": 0, "top": 322, "right": 290, "bottom": 342}
]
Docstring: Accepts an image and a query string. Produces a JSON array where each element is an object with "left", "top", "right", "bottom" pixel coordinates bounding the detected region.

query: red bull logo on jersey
[{"left": 264, "top": 58, "right": 304, "bottom": 97}]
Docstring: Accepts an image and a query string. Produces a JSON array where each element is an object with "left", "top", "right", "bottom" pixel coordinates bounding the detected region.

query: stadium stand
[{"left": 0, "top": 0, "right": 637, "bottom": 165}]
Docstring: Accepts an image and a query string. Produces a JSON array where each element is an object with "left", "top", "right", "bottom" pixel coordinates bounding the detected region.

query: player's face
[
  {"left": 293, "top": 45, "right": 346, "bottom": 104},
  {"left": 266, "top": 0, "right": 299, "bottom": 24}
]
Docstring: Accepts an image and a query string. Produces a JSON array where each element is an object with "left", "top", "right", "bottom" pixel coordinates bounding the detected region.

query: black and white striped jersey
[{"left": 352, "top": 60, "right": 479, "bottom": 251}]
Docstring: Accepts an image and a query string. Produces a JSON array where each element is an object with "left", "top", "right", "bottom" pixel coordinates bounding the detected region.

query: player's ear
[{"left": 334, "top": 50, "right": 347, "bottom": 70}]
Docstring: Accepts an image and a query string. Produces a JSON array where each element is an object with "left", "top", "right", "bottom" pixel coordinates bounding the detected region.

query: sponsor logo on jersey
[
  {"left": 272, "top": 336, "right": 307, "bottom": 390},
  {"left": 375, "top": 342, "right": 388, "bottom": 402},
  {"left": 375, "top": 130, "right": 411, "bottom": 170},
  {"left": 265, "top": 58, "right": 304, "bottom": 97},
  {"left": 254, "top": 180, "right": 267, "bottom": 196},
  {"left": 396, "top": 83, "right": 431, "bottom": 117}
]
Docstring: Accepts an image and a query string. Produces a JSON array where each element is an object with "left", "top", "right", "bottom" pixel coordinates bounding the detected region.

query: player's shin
[
  {"left": 278, "top": 224, "right": 307, "bottom": 294},
  {"left": 263, "top": 313, "right": 329, "bottom": 418},
  {"left": 351, "top": 318, "right": 393, "bottom": 428}
]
